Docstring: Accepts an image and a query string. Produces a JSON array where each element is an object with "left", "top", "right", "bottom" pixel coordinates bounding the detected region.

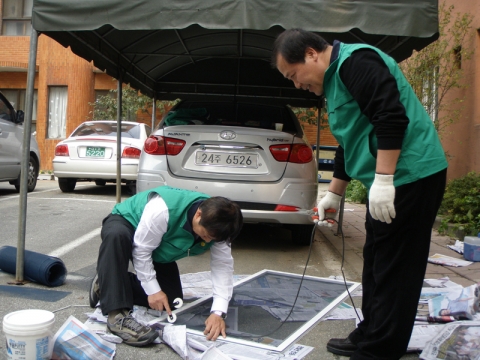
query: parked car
[
  {"left": 53, "top": 120, "right": 151, "bottom": 192},
  {"left": 0, "top": 91, "right": 41, "bottom": 192},
  {"left": 137, "top": 100, "right": 318, "bottom": 245}
]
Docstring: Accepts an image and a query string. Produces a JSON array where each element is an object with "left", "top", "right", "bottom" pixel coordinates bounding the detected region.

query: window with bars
[{"left": 2, "top": 0, "right": 33, "bottom": 36}]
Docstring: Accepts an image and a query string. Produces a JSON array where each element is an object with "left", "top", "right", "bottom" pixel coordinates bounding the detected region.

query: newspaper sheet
[
  {"left": 51, "top": 315, "right": 116, "bottom": 360},
  {"left": 423, "top": 277, "right": 463, "bottom": 290},
  {"left": 428, "top": 284, "right": 480, "bottom": 321},
  {"left": 427, "top": 254, "right": 473, "bottom": 267},
  {"left": 163, "top": 324, "right": 189, "bottom": 360},
  {"left": 447, "top": 240, "right": 464, "bottom": 255},
  {"left": 200, "top": 346, "right": 234, "bottom": 360},
  {"left": 420, "top": 321, "right": 480, "bottom": 359},
  {"left": 407, "top": 325, "right": 444, "bottom": 352}
]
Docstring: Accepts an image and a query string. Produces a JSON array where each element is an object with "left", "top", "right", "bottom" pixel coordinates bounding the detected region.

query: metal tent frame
[{"left": 13, "top": 0, "right": 439, "bottom": 282}]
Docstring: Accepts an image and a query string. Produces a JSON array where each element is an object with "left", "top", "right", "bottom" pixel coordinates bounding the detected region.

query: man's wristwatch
[{"left": 211, "top": 310, "right": 227, "bottom": 319}]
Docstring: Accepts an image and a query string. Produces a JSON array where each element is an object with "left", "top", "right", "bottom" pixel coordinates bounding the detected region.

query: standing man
[
  {"left": 89, "top": 186, "right": 243, "bottom": 347},
  {"left": 271, "top": 29, "right": 447, "bottom": 359}
]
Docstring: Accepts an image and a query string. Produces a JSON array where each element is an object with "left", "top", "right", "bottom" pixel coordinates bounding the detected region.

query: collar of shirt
[
  {"left": 330, "top": 40, "right": 341, "bottom": 65},
  {"left": 183, "top": 200, "right": 204, "bottom": 243}
]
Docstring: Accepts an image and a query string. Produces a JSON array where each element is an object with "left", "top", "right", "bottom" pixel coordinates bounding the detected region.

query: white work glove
[
  {"left": 314, "top": 191, "right": 342, "bottom": 227},
  {"left": 369, "top": 173, "right": 396, "bottom": 224}
]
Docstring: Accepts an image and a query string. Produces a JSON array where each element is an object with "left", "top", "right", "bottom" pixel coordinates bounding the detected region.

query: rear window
[
  {"left": 71, "top": 122, "right": 141, "bottom": 139},
  {"left": 163, "top": 102, "right": 296, "bottom": 132}
]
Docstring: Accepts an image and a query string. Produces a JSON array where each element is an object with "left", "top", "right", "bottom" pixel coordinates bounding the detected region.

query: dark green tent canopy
[{"left": 32, "top": 0, "right": 439, "bottom": 106}]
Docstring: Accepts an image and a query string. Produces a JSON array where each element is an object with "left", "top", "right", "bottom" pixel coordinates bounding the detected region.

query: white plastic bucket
[{"left": 3, "top": 309, "right": 55, "bottom": 360}]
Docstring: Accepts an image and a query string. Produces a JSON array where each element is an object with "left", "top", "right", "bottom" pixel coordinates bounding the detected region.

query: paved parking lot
[{"left": 1, "top": 180, "right": 477, "bottom": 359}]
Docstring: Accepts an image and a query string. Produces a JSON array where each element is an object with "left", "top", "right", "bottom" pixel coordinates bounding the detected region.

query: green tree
[
  {"left": 290, "top": 106, "right": 329, "bottom": 130},
  {"left": 399, "top": 2, "right": 474, "bottom": 138},
  {"left": 89, "top": 84, "right": 179, "bottom": 123}
]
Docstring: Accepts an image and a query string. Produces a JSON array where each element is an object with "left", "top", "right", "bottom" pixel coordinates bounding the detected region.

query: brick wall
[
  {"left": 0, "top": 34, "right": 118, "bottom": 170},
  {"left": 302, "top": 121, "right": 338, "bottom": 147}
]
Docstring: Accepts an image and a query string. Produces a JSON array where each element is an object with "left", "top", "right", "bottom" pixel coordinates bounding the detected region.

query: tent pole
[
  {"left": 151, "top": 93, "right": 157, "bottom": 129},
  {"left": 116, "top": 76, "right": 122, "bottom": 203},
  {"left": 16, "top": 28, "right": 39, "bottom": 283},
  {"left": 315, "top": 98, "right": 321, "bottom": 168}
]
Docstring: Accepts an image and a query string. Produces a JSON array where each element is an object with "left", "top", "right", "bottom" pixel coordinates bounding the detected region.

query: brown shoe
[{"left": 326, "top": 337, "right": 357, "bottom": 356}]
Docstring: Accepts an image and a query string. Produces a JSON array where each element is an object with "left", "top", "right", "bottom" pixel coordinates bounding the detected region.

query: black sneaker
[
  {"left": 107, "top": 311, "right": 159, "bottom": 347},
  {"left": 89, "top": 274, "right": 100, "bottom": 308}
]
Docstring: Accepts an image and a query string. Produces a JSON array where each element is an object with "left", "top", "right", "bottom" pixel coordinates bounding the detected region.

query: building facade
[{"left": 0, "top": 0, "right": 478, "bottom": 181}]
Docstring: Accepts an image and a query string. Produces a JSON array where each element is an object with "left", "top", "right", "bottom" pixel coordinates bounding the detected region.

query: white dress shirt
[{"left": 131, "top": 196, "right": 234, "bottom": 313}]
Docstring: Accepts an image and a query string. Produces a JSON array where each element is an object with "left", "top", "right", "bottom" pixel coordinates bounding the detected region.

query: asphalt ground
[{"left": 0, "top": 180, "right": 478, "bottom": 359}]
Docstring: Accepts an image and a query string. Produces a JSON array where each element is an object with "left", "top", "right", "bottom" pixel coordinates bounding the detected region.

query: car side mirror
[{"left": 16, "top": 110, "right": 25, "bottom": 124}]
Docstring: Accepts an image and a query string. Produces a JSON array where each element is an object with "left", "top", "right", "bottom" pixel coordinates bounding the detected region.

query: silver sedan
[{"left": 136, "top": 100, "right": 318, "bottom": 245}]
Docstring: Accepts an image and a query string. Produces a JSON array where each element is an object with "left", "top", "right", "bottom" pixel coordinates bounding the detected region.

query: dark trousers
[
  {"left": 96, "top": 214, "right": 183, "bottom": 316},
  {"left": 348, "top": 169, "right": 446, "bottom": 360}
]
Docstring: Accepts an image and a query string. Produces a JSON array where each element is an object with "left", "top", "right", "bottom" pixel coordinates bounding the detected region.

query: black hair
[
  {"left": 271, "top": 28, "right": 329, "bottom": 68},
  {"left": 198, "top": 197, "right": 243, "bottom": 245}
]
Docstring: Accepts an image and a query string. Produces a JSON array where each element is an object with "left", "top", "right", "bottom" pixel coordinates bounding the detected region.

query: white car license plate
[
  {"left": 86, "top": 146, "right": 105, "bottom": 157},
  {"left": 195, "top": 151, "right": 258, "bottom": 168}
]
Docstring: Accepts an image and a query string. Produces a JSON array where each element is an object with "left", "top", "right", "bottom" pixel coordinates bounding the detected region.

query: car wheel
[
  {"left": 95, "top": 179, "right": 107, "bottom": 186},
  {"left": 58, "top": 178, "right": 77, "bottom": 192},
  {"left": 288, "top": 224, "right": 314, "bottom": 246},
  {"left": 13, "top": 156, "right": 39, "bottom": 193}
]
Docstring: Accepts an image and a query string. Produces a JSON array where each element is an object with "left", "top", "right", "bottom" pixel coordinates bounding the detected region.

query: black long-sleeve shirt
[{"left": 330, "top": 41, "right": 410, "bottom": 182}]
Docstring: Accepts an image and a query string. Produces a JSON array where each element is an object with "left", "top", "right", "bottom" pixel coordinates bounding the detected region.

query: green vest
[
  {"left": 323, "top": 43, "right": 447, "bottom": 189},
  {"left": 112, "top": 186, "right": 213, "bottom": 263}
]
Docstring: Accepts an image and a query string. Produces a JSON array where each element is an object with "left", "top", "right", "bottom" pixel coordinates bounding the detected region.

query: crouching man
[{"left": 89, "top": 186, "right": 243, "bottom": 347}]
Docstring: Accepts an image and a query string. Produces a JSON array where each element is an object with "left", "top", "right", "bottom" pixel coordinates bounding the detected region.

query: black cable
[
  {"left": 229, "top": 225, "right": 316, "bottom": 339},
  {"left": 329, "top": 218, "right": 362, "bottom": 321}
]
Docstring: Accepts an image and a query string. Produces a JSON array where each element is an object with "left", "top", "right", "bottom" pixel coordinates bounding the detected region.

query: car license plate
[
  {"left": 86, "top": 146, "right": 105, "bottom": 157},
  {"left": 195, "top": 151, "right": 258, "bottom": 168}
]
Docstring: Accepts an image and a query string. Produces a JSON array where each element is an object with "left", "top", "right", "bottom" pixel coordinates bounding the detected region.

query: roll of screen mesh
[{"left": 0, "top": 246, "right": 67, "bottom": 287}]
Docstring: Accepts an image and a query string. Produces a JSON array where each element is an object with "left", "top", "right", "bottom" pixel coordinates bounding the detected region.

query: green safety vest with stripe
[
  {"left": 323, "top": 43, "right": 448, "bottom": 189},
  {"left": 112, "top": 186, "right": 214, "bottom": 263}
]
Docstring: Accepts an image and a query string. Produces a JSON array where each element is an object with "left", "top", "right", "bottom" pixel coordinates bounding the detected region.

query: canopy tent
[
  {"left": 31, "top": 0, "right": 440, "bottom": 107},
  {"left": 13, "top": 0, "right": 439, "bottom": 283}
]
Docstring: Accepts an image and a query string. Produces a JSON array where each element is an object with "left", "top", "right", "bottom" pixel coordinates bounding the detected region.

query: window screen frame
[{"left": 159, "top": 269, "right": 360, "bottom": 352}]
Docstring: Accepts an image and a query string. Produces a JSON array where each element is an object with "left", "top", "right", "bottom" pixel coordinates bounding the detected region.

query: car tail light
[
  {"left": 269, "top": 144, "right": 313, "bottom": 163},
  {"left": 143, "top": 135, "right": 186, "bottom": 156},
  {"left": 289, "top": 144, "right": 313, "bottom": 163},
  {"left": 274, "top": 205, "right": 300, "bottom": 212},
  {"left": 122, "top": 146, "right": 141, "bottom": 159},
  {"left": 269, "top": 145, "right": 290, "bottom": 162},
  {"left": 55, "top": 144, "right": 69, "bottom": 156}
]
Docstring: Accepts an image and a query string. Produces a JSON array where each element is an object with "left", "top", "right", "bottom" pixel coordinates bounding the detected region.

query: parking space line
[
  {"left": 0, "top": 184, "right": 93, "bottom": 202},
  {"left": 32, "top": 197, "right": 116, "bottom": 203},
  {"left": 48, "top": 227, "right": 101, "bottom": 258}
]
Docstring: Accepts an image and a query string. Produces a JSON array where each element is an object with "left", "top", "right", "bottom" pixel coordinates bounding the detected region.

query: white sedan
[{"left": 53, "top": 120, "right": 151, "bottom": 192}]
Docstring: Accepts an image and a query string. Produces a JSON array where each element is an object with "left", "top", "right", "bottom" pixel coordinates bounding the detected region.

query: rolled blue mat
[{"left": 0, "top": 246, "right": 67, "bottom": 287}]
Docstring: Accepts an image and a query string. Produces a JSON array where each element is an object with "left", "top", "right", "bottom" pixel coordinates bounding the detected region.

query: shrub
[
  {"left": 345, "top": 179, "right": 368, "bottom": 204},
  {"left": 438, "top": 172, "right": 480, "bottom": 236}
]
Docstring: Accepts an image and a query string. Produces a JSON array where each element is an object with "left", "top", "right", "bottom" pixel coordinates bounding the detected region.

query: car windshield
[
  {"left": 162, "top": 102, "right": 296, "bottom": 132},
  {"left": 71, "top": 122, "right": 141, "bottom": 138}
]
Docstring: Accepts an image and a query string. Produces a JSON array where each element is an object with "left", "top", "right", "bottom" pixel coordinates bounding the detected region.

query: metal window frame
[{"left": 158, "top": 269, "right": 360, "bottom": 352}]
